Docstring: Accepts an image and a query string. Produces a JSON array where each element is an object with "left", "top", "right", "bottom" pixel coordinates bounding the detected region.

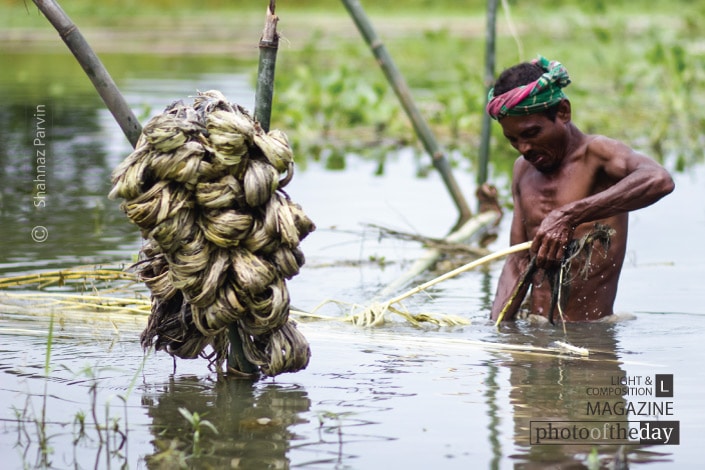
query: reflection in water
[
  {"left": 0, "top": 69, "right": 256, "bottom": 276},
  {"left": 485, "top": 361, "right": 503, "bottom": 470},
  {"left": 486, "top": 321, "right": 671, "bottom": 469},
  {"left": 0, "top": 99, "right": 136, "bottom": 273},
  {"left": 142, "top": 376, "right": 311, "bottom": 468}
]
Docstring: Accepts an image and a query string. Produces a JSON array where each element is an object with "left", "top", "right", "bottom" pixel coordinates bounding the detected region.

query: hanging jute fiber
[{"left": 109, "top": 90, "right": 315, "bottom": 376}]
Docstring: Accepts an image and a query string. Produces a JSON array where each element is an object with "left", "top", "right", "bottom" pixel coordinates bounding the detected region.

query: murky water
[{"left": 1, "top": 57, "right": 704, "bottom": 469}]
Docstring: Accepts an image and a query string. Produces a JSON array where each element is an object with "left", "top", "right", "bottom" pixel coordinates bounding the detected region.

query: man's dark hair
[{"left": 492, "top": 62, "right": 561, "bottom": 121}]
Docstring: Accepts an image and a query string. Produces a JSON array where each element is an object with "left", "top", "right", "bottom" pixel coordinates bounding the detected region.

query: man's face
[{"left": 498, "top": 110, "right": 569, "bottom": 173}]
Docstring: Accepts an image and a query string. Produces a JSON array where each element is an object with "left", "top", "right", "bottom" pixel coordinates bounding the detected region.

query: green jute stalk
[
  {"left": 340, "top": 0, "right": 473, "bottom": 230},
  {"left": 32, "top": 0, "right": 142, "bottom": 147}
]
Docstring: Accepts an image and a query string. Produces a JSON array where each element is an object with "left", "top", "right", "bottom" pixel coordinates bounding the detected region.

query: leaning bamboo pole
[
  {"left": 477, "top": 0, "right": 498, "bottom": 196},
  {"left": 32, "top": 0, "right": 142, "bottom": 147},
  {"left": 340, "top": 0, "right": 473, "bottom": 229}
]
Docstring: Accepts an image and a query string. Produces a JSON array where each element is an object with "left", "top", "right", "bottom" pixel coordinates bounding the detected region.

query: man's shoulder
[
  {"left": 512, "top": 155, "right": 530, "bottom": 173},
  {"left": 584, "top": 134, "right": 634, "bottom": 159},
  {"left": 511, "top": 157, "right": 532, "bottom": 187}
]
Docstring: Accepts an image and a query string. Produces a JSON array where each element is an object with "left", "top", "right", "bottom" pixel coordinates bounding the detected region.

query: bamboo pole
[
  {"left": 227, "top": 325, "right": 260, "bottom": 376},
  {"left": 477, "top": 0, "right": 498, "bottom": 198},
  {"left": 254, "top": 0, "right": 280, "bottom": 132},
  {"left": 340, "top": 0, "right": 473, "bottom": 229},
  {"left": 32, "top": 0, "right": 142, "bottom": 148}
]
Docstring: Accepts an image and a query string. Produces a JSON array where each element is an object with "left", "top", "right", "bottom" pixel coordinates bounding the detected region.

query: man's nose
[{"left": 516, "top": 141, "right": 531, "bottom": 155}]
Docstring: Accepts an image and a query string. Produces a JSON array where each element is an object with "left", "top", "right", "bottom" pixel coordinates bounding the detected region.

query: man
[{"left": 487, "top": 56, "right": 674, "bottom": 322}]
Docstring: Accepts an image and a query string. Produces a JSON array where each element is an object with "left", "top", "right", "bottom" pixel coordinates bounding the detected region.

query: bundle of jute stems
[
  {"left": 0, "top": 267, "right": 149, "bottom": 314},
  {"left": 0, "top": 268, "right": 134, "bottom": 290}
]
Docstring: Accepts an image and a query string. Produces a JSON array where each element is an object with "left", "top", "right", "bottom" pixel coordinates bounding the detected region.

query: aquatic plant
[
  {"left": 7, "top": 1, "right": 705, "bottom": 176},
  {"left": 178, "top": 407, "right": 219, "bottom": 458},
  {"left": 4, "top": 309, "right": 147, "bottom": 469},
  {"left": 10, "top": 313, "right": 59, "bottom": 467},
  {"left": 315, "top": 409, "right": 355, "bottom": 459}
]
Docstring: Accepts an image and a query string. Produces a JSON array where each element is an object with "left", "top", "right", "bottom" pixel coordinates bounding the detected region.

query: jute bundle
[{"left": 109, "top": 90, "right": 315, "bottom": 376}]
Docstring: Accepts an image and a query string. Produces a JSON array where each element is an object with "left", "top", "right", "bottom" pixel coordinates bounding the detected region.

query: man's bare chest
[{"left": 518, "top": 170, "right": 592, "bottom": 224}]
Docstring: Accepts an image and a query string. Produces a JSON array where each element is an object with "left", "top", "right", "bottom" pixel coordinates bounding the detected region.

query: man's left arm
[{"left": 533, "top": 137, "right": 675, "bottom": 265}]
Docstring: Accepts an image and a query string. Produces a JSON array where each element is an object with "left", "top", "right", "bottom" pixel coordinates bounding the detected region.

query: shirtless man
[{"left": 487, "top": 56, "right": 674, "bottom": 322}]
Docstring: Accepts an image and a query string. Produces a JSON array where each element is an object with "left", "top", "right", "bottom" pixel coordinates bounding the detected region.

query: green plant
[
  {"left": 7, "top": 323, "right": 148, "bottom": 469},
  {"left": 72, "top": 410, "right": 87, "bottom": 445},
  {"left": 178, "top": 407, "right": 219, "bottom": 458},
  {"left": 37, "top": 313, "right": 55, "bottom": 466}
]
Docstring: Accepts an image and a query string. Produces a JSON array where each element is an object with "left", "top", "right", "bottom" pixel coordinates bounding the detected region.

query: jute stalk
[
  {"left": 377, "top": 210, "right": 500, "bottom": 298},
  {"left": 340, "top": 0, "right": 473, "bottom": 229},
  {"left": 386, "top": 241, "right": 531, "bottom": 308},
  {"left": 346, "top": 241, "right": 531, "bottom": 327},
  {"left": 32, "top": 0, "right": 142, "bottom": 148}
]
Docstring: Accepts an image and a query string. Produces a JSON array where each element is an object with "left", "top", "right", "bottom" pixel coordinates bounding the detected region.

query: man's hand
[{"left": 531, "top": 209, "right": 574, "bottom": 268}]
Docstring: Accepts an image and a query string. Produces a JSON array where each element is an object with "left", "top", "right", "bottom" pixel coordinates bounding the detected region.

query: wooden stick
[
  {"left": 493, "top": 255, "right": 535, "bottom": 326},
  {"left": 254, "top": 0, "right": 280, "bottom": 132},
  {"left": 477, "top": 0, "right": 498, "bottom": 197},
  {"left": 377, "top": 210, "right": 499, "bottom": 297},
  {"left": 385, "top": 241, "right": 531, "bottom": 307},
  {"left": 32, "top": 0, "right": 142, "bottom": 147},
  {"left": 227, "top": 324, "right": 260, "bottom": 377},
  {"left": 340, "top": 0, "right": 473, "bottom": 229}
]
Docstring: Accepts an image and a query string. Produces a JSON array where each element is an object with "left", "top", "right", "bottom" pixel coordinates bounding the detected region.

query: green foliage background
[{"left": 2, "top": 0, "right": 704, "bottom": 175}]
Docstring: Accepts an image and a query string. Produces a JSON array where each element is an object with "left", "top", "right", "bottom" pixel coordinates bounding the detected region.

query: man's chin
[{"left": 531, "top": 158, "right": 559, "bottom": 173}]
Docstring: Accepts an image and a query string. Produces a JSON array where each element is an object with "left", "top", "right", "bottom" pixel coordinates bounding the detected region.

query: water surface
[{"left": 1, "top": 60, "right": 703, "bottom": 469}]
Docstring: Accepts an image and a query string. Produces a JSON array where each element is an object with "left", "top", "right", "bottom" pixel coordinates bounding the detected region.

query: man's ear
[{"left": 557, "top": 99, "right": 571, "bottom": 122}]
